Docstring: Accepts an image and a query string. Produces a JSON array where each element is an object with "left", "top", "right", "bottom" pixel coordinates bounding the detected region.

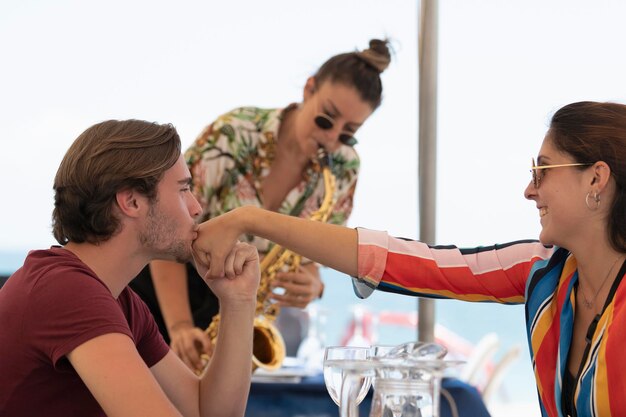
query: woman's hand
[
  {"left": 270, "top": 263, "right": 324, "bottom": 308},
  {"left": 193, "top": 205, "right": 359, "bottom": 279},
  {"left": 192, "top": 209, "right": 245, "bottom": 279},
  {"left": 168, "top": 322, "right": 213, "bottom": 373}
]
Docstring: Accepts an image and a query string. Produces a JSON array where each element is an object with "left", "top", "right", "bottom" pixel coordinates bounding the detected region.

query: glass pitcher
[
  {"left": 328, "top": 342, "right": 461, "bottom": 417},
  {"left": 368, "top": 358, "right": 449, "bottom": 417},
  {"left": 370, "top": 342, "right": 450, "bottom": 417}
]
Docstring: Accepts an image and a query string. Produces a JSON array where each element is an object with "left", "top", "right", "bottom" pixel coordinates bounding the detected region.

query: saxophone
[{"left": 202, "top": 147, "right": 337, "bottom": 373}]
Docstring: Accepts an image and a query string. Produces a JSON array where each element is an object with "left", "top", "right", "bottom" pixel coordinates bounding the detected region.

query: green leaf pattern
[{"left": 185, "top": 106, "right": 360, "bottom": 253}]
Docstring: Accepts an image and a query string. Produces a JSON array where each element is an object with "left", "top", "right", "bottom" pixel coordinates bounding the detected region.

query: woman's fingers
[{"left": 270, "top": 270, "right": 318, "bottom": 307}]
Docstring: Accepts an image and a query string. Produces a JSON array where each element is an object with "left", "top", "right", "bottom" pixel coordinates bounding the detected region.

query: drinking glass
[
  {"left": 370, "top": 344, "right": 396, "bottom": 358},
  {"left": 297, "top": 304, "right": 328, "bottom": 370},
  {"left": 323, "top": 346, "right": 372, "bottom": 408}
]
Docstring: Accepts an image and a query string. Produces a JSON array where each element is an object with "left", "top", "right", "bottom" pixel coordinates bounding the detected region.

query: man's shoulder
[
  {"left": 27, "top": 246, "right": 96, "bottom": 276},
  {"left": 8, "top": 247, "right": 107, "bottom": 299},
  {"left": 22, "top": 246, "right": 82, "bottom": 265}
]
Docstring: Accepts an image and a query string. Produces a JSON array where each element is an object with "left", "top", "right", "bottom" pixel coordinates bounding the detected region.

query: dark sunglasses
[{"left": 314, "top": 114, "right": 358, "bottom": 147}]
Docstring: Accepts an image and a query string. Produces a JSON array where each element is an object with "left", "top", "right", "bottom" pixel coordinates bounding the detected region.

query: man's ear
[
  {"left": 303, "top": 76, "right": 316, "bottom": 101},
  {"left": 115, "top": 189, "right": 143, "bottom": 218}
]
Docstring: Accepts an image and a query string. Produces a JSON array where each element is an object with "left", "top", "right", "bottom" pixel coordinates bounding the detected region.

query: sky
[
  {"left": 1, "top": 0, "right": 626, "bottom": 407},
  {"left": 2, "top": 0, "right": 626, "bottom": 254}
]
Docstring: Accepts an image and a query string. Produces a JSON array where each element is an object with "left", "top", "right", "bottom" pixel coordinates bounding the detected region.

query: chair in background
[
  {"left": 481, "top": 345, "right": 522, "bottom": 404},
  {"left": 459, "top": 332, "right": 500, "bottom": 388},
  {"left": 458, "top": 332, "right": 522, "bottom": 404}
]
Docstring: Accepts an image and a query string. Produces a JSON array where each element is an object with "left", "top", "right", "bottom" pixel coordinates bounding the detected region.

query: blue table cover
[{"left": 246, "top": 374, "right": 491, "bottom": 417}]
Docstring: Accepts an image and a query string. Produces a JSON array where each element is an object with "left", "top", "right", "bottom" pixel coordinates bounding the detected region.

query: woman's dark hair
[
  {"left": 314, "top": 39, "right": 392, "bottom": 109},
  {"left": 52, "top": 119, "right": 181, "bottom": 245},
  {"left": 549, "top": 101, "right": 626, "bottom": 252}
]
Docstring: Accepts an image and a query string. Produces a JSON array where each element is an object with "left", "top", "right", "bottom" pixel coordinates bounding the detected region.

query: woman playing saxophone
[{"left": 130, "top": 39, "right": 392, "bottom": 373}]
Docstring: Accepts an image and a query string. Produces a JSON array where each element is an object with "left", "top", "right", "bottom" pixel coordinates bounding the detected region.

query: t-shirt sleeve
[
  {"left": 24, "top": 267, "right": 134, "bottom": 367},
  {"left": 125, "top": 289, "right": 170, "bottom": 367}
]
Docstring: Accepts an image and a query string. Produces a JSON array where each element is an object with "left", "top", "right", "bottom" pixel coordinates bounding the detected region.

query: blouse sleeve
[
  {"left": 328, "top": 146, "right": 360, "bottom": 227},
  {"left": 353, "top": 227, "right": 554, "bottom": 304},
  {"left": 185, "top": 116, "right": 237, "bottom": 222}
]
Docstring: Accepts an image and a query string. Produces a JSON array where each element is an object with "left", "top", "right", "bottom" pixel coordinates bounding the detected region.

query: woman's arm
[
  {"left": 194, "top": 206, "right": 553, "bottom": 304},
  {"left": 151, "top": 261, "right": 193, "bottom": 333},
  {"left": 151, "top": 260, "right": 211, "bottom": 371},
  {"left": 194, "top": 206, "right": 358, "bottom": 279}
]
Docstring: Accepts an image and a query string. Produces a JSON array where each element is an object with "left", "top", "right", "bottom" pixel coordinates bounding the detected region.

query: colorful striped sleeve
[{"left": 355, "top": 228, "right": 554, "bottom": 304}]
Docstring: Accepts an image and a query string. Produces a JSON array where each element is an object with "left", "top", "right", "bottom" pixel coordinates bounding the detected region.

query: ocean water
[
  {"left": 0, "top": 250, "right": 28, "bottom": 275},
  {"left": 0, "top": 249, "right": 537, "bottom": 405},
  {"left": 317, "top": 268, "right": 537, "bottom": 405}
]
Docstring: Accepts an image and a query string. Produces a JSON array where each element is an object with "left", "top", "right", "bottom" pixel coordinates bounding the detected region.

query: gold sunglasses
[{"left": 530, "top": 158, "right": 592, "bottom": 188}]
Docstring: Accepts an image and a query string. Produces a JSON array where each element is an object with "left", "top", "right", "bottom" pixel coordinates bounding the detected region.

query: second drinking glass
[{"left": 323, "top": 345, "right": 372, "bottom": 412}]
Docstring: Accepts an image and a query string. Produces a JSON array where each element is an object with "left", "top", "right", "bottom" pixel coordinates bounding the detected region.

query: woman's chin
[{"left": 538, "top": 229, "right": 552, "bottom": 246}]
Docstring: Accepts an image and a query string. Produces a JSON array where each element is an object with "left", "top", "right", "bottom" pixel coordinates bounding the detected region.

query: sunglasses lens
[
  {"left": 314, "top": 115, "right": 333, "bottom": 130},
  {"left": 531, "top": 158, "right": 538, "bottom": 188},
  {"left": 339, "top": 135, "right": 358, "bottom": 147}
]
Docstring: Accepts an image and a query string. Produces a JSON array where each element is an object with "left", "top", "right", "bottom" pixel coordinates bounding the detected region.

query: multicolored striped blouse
[{"left": 354, "top": 228, "right": 626, "bottom": 417}]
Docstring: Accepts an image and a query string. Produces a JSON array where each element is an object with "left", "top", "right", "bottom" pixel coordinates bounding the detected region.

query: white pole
[{"left": 417, "top": 0, "right": 438, "bottom": 343}]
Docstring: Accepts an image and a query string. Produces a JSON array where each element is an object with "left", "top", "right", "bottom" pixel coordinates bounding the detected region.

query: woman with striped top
[{"left": 194, "top": 101, "right": 626, "bottom": 417}]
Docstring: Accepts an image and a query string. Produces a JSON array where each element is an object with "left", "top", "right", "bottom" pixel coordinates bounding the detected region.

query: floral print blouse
[{"left": 185, "top": 106, "right": 360, "bottom": 254}]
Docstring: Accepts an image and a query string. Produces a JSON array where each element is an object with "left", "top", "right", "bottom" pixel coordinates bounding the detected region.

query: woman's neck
[
  {"left": 575, "top": 244, "right": 625, "bottom": 295},
  {"left": 276, "top": 105, "right": 316, "bottom": 166}
]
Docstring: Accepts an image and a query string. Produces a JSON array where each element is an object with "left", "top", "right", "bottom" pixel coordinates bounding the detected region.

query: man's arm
[
  {"left": 69, "top": 243, "right": 259, "bottom": 417},
  {"left": 149, "top": 300, "right": 254, "bottom": 417},
  {"left": 68, "top": 333, "right": 187, "bottom": 417},
  {"left": 196, "top": 242, "right": 259, "bottom": 417}
]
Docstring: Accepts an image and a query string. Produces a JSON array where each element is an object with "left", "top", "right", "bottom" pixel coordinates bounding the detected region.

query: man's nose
[{"left": 189, "top": 195, "right": 202, "bottom": 218}]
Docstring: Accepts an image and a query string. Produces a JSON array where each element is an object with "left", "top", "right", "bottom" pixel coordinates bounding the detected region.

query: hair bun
[{"left": 356, "top": 39, "right": 391, "bottom": 73}]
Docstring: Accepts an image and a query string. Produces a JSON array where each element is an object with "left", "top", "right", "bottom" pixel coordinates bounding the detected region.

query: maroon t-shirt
[{"left": 0, "top": 247, "right": 170, "bottom": 416}]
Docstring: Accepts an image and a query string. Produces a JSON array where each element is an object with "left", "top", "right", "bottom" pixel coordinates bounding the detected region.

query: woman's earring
[{"left": 585, "top": 191, "right": 600, "bottom": 210}]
